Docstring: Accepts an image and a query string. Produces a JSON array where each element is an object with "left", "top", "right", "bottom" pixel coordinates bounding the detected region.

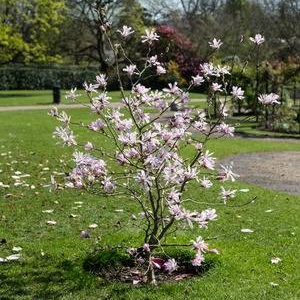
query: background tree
[{"left": 0, "top": 0, "right": 66, "bottom": 64}]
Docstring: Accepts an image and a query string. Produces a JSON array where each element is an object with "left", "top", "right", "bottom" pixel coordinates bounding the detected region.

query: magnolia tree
[{"left": 50, "top": 20, "right": 279, "bottom": 284}]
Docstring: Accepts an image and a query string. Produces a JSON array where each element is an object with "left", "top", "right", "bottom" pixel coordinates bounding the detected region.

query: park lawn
[
  {"left": 0, "top": 90, "right": 206, "bottom": 107},
  {"left": 0, "top": 108, "right": 299, "bottom": 300}
]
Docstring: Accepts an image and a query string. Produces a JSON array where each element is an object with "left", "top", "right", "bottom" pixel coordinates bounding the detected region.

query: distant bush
[{"left": 0, "top": 65, "right": 118, "bottom": 90}]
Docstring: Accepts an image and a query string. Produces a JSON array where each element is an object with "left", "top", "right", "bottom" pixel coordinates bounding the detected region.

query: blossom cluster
[{"left": 50, "top": 26, "right": 252, "bottom": 281}]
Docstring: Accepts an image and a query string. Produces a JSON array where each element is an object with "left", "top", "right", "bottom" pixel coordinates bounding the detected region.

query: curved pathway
[{"left": 220, "top": 151, "right": 300, "bottom": 196}]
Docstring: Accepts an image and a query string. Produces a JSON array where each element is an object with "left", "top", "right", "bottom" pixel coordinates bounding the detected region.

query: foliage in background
[{"left": 0, "top": 0, "right": 66, "bottom": 64}]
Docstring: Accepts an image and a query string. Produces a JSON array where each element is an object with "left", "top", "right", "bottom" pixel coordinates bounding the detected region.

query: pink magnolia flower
[
  {"left": 133, "top": 84, "right": 150, "bottom": 95},
  {"left": 192, "top": 236, "right": 209, "bottom": 252},
  {"left": 147, "top": 55, "right": 159, "bottom": 66},
  {"left": 258, "top": 93, "right": 280, "bottom": 105},
  {"left": 218, "top": 164, "right": 239, "bottom": 182},
  {"left": 216, "top": 122, "right": 235, "bottom": 137},
  {"left": 83, "top": 82, "right": 98, "bottom": 93},
  {"left": 212, "top": 82, "right": 223, "bottom": 92},
  {"left": 163, "top": 82, "right": 181, "bottom": 95},
  {"left": 163, "top": 258, "right": 178, "bottom": 274},
  {"left": 65, "top": 87, "right": 79, "bottom": 101},
  {"left": 88, "top": 119, "right": 105, "bottom": 131},
  {"left": 95, "top": 74, "right": 107, "bottom": 88},
  {"left": 199, "top": 150, "right": 216, "bottom": 170},
  {"left": 143, "top": 243, "right": 150, "bottom": 252},
  {"left": 219, "top": 186, "right": 237, "bottom": 204},
  {"left": 118, "top": 132, "right": 137, "bottom": 145},
  {"left": 192, "top": 74, "right": 205, "bottom": 86},
  {"left": 208, "top": 38, "right": 223, "bottom": 49},
  {"left": 156, "top": 65, "right": 166, "bottom": 75},
  {"left": 231, "top": 86, "right": 245, "bottom": 100},
  {"left": 123, "top": 64, "right": 137, "bottom": 76},
  {"left": 249, "top": 33, "right": 265, "bottom": 45},
  {"left": 135, "top": 170, "right": 154, "bottom": 190},
  {"left": 117, "top": 25, "right": 134, "bottom": 38},
  {"left": 101, "top": 176, "right": 115, "bottom": 193},
  {"left": 192, "top": 252, "right": 205, "bottom": 266},
  {"left": 141, "top": 29, "right": 159, "bottom": 44},
  {"left": 53, "top": 126, "right": 76, "bottom": 146},
  {"left": 199, "top": 176, "right": 213, "bottom": 188}
]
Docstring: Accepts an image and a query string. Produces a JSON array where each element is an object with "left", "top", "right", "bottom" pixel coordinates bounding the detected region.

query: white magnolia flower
[
  {"left": 117, "top": 25, "right": 134, "bottom": 38},
  {"left": 249, "top": 33, "right": 265, "bottom": 45},
  {"left": 141, "top": 29, "right": 159, "bottom": 44},
  {"left": 231, "top": 86, "right": 245, "bottom": 100},
  {"left": 208, "top": 38, "right": 223, "bottom": 49}
]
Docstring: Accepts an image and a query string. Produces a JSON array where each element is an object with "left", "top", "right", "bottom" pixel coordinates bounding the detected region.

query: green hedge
[{"left": 0, "top": 65, "right": 104, "bottom": 90}]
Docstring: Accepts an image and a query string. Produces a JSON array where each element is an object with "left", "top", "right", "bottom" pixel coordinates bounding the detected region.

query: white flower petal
[
  {"left": 46, "top": 220, "right": 57, "bottom": 225},
  {"left": 241, "top": 228, "right": 254, "bottom": 233},
  {"left": 269, "top": 282, "right": 279, "bottom": 287},
  {"left": 12, "top": 246, "right": 22, "bottom": 252},
  {"left": 6, "top": 254, "right": 21, "bottom": 261},
  {"left": 271, "top": 257, "right": 282, "bottom": 264},
  {"left": 88, "top": 223, "right": 98, "bottom": 229},
  {"left": 42, "top": 210, "right": 54, "bottom": 214}
]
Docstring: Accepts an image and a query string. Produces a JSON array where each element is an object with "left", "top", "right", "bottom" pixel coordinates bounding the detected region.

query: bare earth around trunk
[{"left": 219, "top": 150, "right": 300, "bottom": 196}]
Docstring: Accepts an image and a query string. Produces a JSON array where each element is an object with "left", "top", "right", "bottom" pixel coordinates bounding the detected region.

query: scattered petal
[
  {"left": 42, "top": 210, "right": 54, "bottom": 214},
  {"left": 265, "top": 209, "right": 273, "bottom": 213},
  {"left": 69, "top": 214, "right": 78, "bottom": 218},
  {"left": 88, "top": 223, "right": 98, "bottom": 229},
  {"left": 46, "top": 220, "right": 57, "bottom": 225},
  {"left": 0, "top": 257, "right": 7, "bottom": 263},
  {"left": 115, "top": 209, "right": 124, "bottom": 212},
  {"left": 271, "top": 257, "right": 282, "bottom": 264},
  {"left": 12, "top": 246, "right": 22, "bottom": 252},
  {"left": 269, "top": 282, "right": 279, "bottom": 287},
  {"left": 239, "top": 189, "right": 249, "bottom": 192},
  {"left": 241, "top": 228, "right": 254, "bottom": 233},
  {"left": 6, "top": 254, "right": 21, "bottom": 261}
]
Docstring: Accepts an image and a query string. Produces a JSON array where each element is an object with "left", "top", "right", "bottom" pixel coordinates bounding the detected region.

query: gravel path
[{"left": 220, "top": 151, "right": 300, "bottom": 196}]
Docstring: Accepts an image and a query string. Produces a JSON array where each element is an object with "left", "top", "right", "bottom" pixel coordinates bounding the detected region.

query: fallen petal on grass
[
  {"left": 271, "top": 257, "right": 282, "bottom": 264},
  {"left": 6, "top": 254, "right": 21, "bottom": 261},
  {"left": 46, "top": 220, "right": 57, "bottom": 225},
  {"left": 241, "top": 228, "right": 254, "bottom": 233},
  {"left": 269, "top": 282, "right": 279, "bottom": 287},
  {"left": 88, "top": 223, "right": 98, "bottom": 229},
  {"left": 12, "top": 246, "right": 22, "bottom": 252},
  {"left": 42, "top": 210, "right": 54, "bottom": 213}
]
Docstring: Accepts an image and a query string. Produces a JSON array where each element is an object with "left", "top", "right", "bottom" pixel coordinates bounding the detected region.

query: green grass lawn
[
  {"left": 0, "top": 90, "right": 206, "bottom": 107},
  {"left": 0, "top": 108, "right": 299, "bottom": 300}
]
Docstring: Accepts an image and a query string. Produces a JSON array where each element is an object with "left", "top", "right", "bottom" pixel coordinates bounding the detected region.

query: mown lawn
[
  {"left": 0, "top": 90, "right": 206, "bottom": 107},
  {"left": 0, "top": 108, "right": 299, "bottom": 300}
]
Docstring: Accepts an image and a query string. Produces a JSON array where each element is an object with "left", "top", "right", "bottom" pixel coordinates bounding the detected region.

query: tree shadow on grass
[
  {"left": 0, "top": 257, "right": 91, "bottom": 300},
  {"left": 0, "top": 249, "right": 219, "bottom": 299}
]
